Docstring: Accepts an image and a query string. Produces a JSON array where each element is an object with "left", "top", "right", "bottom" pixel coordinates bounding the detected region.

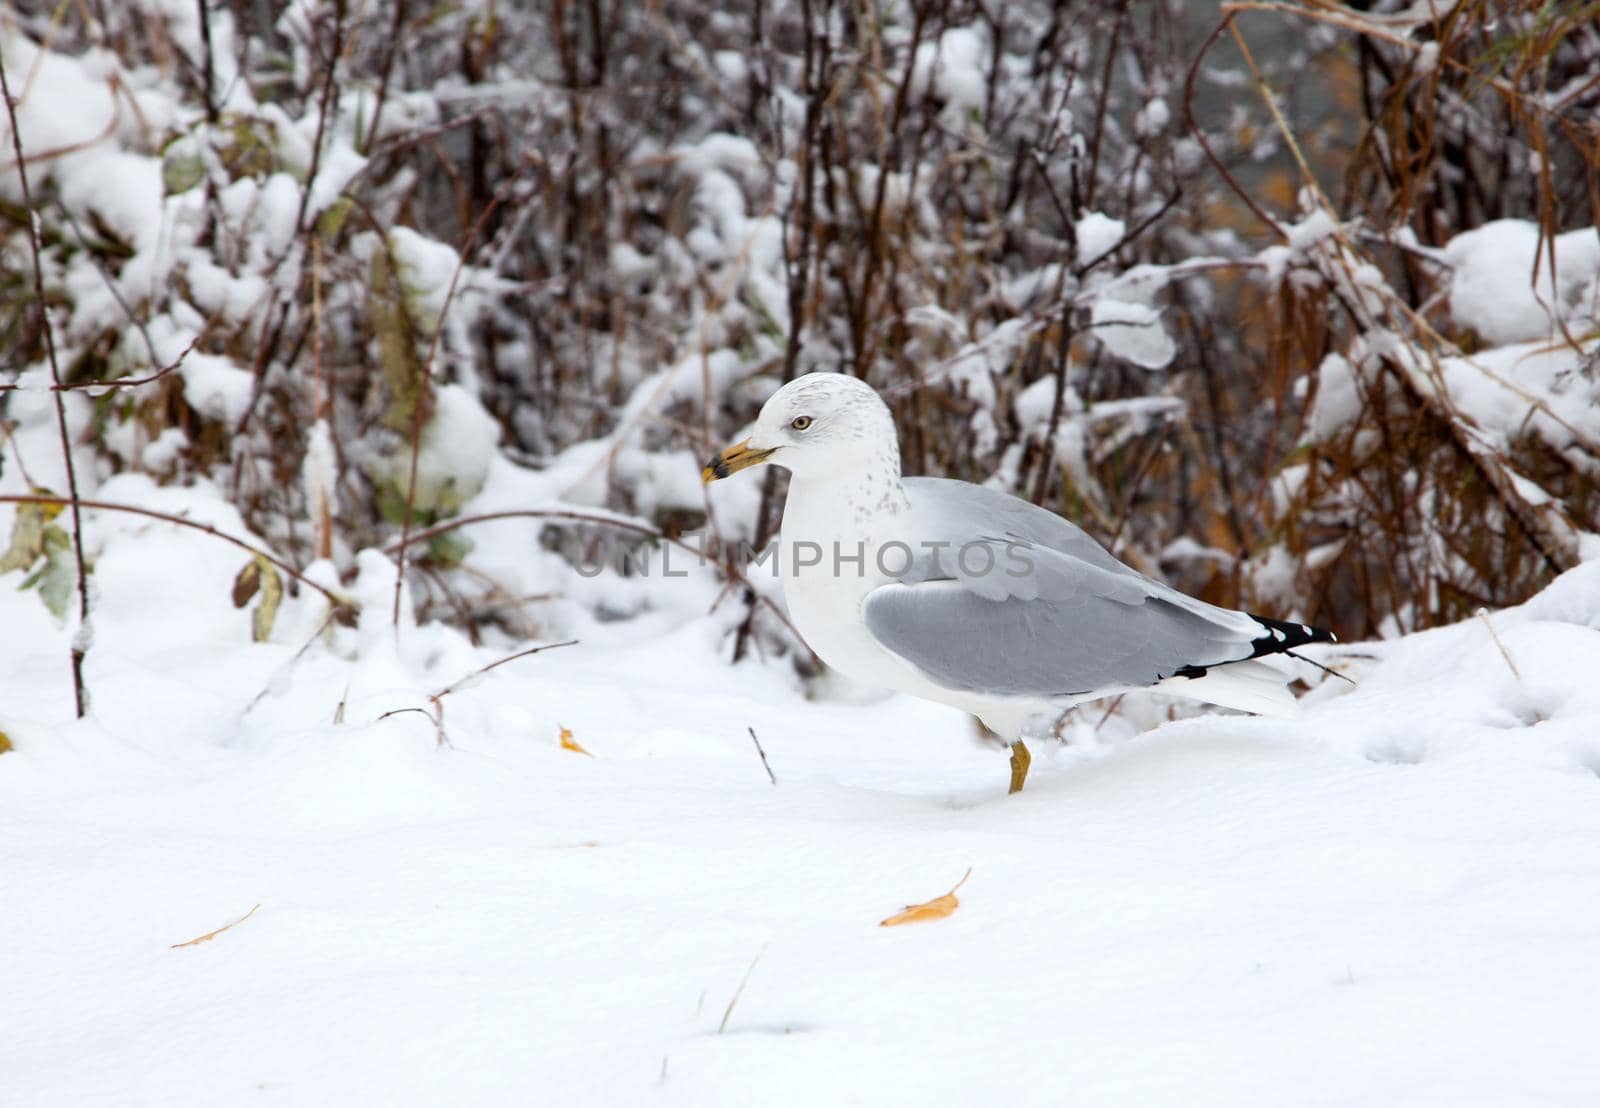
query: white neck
[{"left": 786, "top": 449, "right": 910, "bottom": 538}]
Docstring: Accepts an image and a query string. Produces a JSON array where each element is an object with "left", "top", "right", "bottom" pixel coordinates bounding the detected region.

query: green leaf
[
  {"left": 162, "top": 145, "right": 207, "bottom": 195},
  {"left": 222, "top": 116, "right": 275, "bottom": 180},
  {"left": 368, "top": 246, "right": 431, "bottom": 433},
  {"left": 426, "top": 529, "right": 474, "bottom": 568},
  {"left": 23, "top": 526, "right": 77, "bottom": 621},
  {"left": 317, "top": 195, "right": 354, "bottom": 241}
]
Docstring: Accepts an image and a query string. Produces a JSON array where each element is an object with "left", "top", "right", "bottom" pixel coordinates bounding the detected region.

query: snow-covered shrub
[
  {"left": 3, "top": 0, "right": 1597, "bottom": 668},
  {"left": 1233, "top": 2, "right": 1600, "bottom": 637},
  {"left": 0, "top": 1, "right": 500, "bottom": 627},
  {"left": 431, "top": 0, "right": 1308, "bottom": 654}
]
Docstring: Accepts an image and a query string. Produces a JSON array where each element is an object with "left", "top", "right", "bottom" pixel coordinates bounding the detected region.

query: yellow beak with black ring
[{"left": 703, "top": 439, "right": 777, "bottom": 483}]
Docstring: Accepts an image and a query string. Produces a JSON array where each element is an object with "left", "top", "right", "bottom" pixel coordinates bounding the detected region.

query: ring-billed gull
[{"left": 704, "top": 373, "right": 1333, "bottom": 792}]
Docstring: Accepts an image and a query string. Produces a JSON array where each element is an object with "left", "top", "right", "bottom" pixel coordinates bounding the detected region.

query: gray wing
[
  {"left": 903, "top": 477, "right": 1144, "bottom": 581},
  {"left": 863, "top": 479, "right": 1262, "bottom": 696}
]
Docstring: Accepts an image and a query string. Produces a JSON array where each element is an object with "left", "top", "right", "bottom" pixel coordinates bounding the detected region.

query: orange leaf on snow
[
  {"left": 170, "top": 903, "right": 261, "bottom": 949},
  {"left": 879, "top": 868, "right": 972, "bottom": 927},
  {"left": 558, "top": 726, "right": 592, "bottom": 757}
]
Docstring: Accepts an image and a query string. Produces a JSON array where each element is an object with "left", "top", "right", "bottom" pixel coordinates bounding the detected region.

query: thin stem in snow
[{"left": 1, "top": 50, "right": 92, "bottom": 718}]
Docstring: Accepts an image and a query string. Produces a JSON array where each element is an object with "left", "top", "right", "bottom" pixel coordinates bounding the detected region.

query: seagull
[{"left": 703, "top": 373, "right": 1334, "bottom": 792}]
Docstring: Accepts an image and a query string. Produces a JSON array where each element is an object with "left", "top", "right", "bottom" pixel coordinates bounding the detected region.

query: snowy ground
[{"left": 5, "top": 487, "right": 1600, "bottom": 1107}]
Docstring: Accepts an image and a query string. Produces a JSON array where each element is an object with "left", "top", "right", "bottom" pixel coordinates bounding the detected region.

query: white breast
[
  {"left": 778, "top": 476, "right": 954, "bottom": 703},
  {"left": 778, "top": 479, "right": 887, "bottom": 680}
]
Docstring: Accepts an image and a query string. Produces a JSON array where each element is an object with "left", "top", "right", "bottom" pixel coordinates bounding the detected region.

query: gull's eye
[{"left": 790, "top": 415, "right": 813, "bottom": 432}]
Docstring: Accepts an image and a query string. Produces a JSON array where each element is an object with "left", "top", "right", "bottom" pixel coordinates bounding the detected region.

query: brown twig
[
  {"left": 362, "top": 0, "right": 411, "bottom": 154},
  {"left": 376, "top": 704, "right": 447, "bottom": 746},
  {"left": 1474, "top": 607, "right": 1522, "bottom": 681},
  {"left": 292, "top": 0, "right": 348, "bottom": 235},
  {"left": 0, "top": 494, "right": 353, "bottom": 615},
  {"left": 1, "top": 51, "right": 91, "bottom": 717},
  {"left": 383, "top": 509, "right": 813, "bottom": 657},
  {"left": 431, "top": 639, "right": 580, "bottom": 701},
  {"left": 746, "top": 726, "right": 776, "bottom": 785},
  {"left": 1183, "top": 12, "right": 1286, "bottom": 241},
  {"left": 375, "top": 639, "right": 580, "bottom": 750},
  {"left": 194, "top": 0, "right": 220, "bottom": 125},
  {"left": 717, "top": 944, "right": 769, "bottom": 1035},
  {"left": 242, "top": 608, "right": 342, "bottom": 716},
  {"left": 0, "top": 330, "right": 204, "bottom": 394}
]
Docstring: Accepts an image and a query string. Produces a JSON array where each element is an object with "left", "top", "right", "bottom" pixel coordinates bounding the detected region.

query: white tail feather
[{"left": 1154, "top": 659, "right": 1297, "bottom": 717}]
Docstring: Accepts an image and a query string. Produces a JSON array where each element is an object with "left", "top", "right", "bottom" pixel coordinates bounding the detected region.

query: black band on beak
[{"left": 702, "top": 439, "right": 777, "bottom": 483}]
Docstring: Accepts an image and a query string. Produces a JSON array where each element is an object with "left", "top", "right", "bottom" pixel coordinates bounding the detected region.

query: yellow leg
[{"left": 1008, "top": 740, "right": 1032, "bottom": 794}]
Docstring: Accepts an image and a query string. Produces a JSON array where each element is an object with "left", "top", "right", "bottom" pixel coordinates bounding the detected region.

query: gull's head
[{"left": 703, "top": 372, "right": 900, "bottom": 483}]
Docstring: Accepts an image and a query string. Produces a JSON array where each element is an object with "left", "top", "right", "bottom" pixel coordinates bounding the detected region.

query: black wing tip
[{"left": 1245, "top": 613, "right": 1338, "bottom": 659}]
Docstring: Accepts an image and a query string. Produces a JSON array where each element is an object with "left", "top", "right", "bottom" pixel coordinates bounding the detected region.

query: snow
[
  {"left": 1443, "top": 220, "right": 1600, "bottom": 345},
  {"left": 141, "top": 427, "right": 189, "bottom": 474},
  {"left": 131, "top": 0, "right": 244, "bottom": 101},
  {"left": 301, "top": 418, "right": 339, "bottom": 526},
  {"left": 402, "top": 383, "right": 502, "bottom": 513},
  {"left": 303, "top": 141, "right": 368, "bottom": 222},
  {"left": 388, "top": 226, "right": 463, "bottom": 332},
  {"left": 183, "top": 257, "right": 271, "bottom": 326},
  {"left": 1304, "top": 328, "right": 1600, "bottom": 459},
  {"left": 56, "top": 150, "right": 166, "bottom": 254},
  {"left": 1014, "top": 373, "right": 1065, "bottom": 430},
  {"left": 178, "top": 351, "right": 256, "bottom": 426},
  {"left": 678, "top": 132, "right": 765, "bottom": 178},
  {"left": 6, "top": 11, "right": 1600, "bottom": 1107},
  {"left": 1075, "top": 211, "right": 1126, "bottom": 265},
  {"left": 1286, "top": 208, "right": 1338, "bottom": 252},
  {"left": 0, "top": 35, "right": 121, "bottom": 203},
  {"left": 1305, "top": 352, "right": 1362, "bottom": 443},
  {"left": 1090, "top": 297, "right": 1178, "bottom": 369},
  {"left": 910, "top": 26, "right": 991, "bottom": 125},
  {"left": 1135, "top": 97, "right": 1171, "bottom": 138},
  {"left": 1436, "top": 338, "right": 1600, "bottom": 452},
  {"left": 6, "top": 477, "right": 1600, "bottom": 1107}
]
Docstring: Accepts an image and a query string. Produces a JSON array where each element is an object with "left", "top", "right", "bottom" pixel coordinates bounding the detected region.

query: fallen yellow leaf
[
  {"left": 879, "top": 868, "right": 972, "bottom": 927},
  {"left": 170, "top": 903, "right": 261, "bottom": 949},
  {"left": 559, "top": 726, "right": 592, "bottom": 757}
]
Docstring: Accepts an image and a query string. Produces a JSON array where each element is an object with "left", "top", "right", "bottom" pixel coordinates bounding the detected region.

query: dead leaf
[
  {"left": 879, "top": 868, "right": 972, "bottom": 927},
  {"left": 0, "top": 729, "right": 12, "bottom": 754},
  {"left": 559, "top": 725, "right": 592, "bottom": 757},
  {"left": 251, "top": 557, "right": 283, "bottom": 643},
  {"left": 0, "top": 501, "right": 47, "bottom": 574},
  {"left": 231, "top": 559, "right": 261, "bottom": 608},
  {"left": 170, "top": 903, "right": 261, "bottom": 949},
  {"left": 233, "top": 556, "right": 282, "bottom": 641}
]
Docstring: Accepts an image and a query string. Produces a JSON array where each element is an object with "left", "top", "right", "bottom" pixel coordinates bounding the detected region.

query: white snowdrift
[{"left": 3, "top": 480, "right": 1600, "bottom": 1106}]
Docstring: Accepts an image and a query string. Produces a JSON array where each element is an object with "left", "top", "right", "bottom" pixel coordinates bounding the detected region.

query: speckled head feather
[{"left": 747, "top": 373, "right": 904, "bottom": 485}]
